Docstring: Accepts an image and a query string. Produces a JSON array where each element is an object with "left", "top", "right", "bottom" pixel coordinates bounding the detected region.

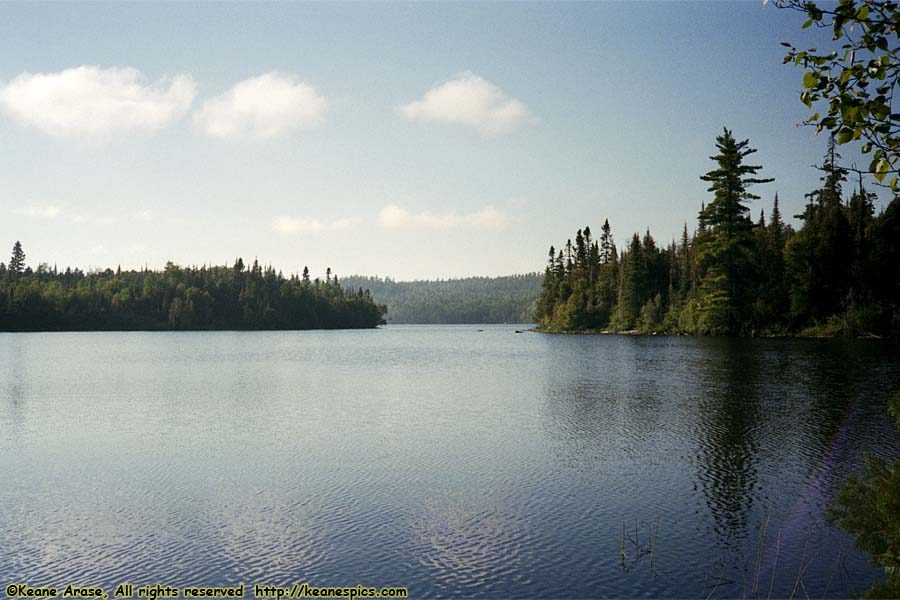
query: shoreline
[{"left": 530, "top": 327, "right": 888, "bottom": 340}]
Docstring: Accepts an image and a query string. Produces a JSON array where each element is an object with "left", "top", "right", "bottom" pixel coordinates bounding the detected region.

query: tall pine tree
[{"left": 696, "top": 128, "right": 773, "bottom": 334}]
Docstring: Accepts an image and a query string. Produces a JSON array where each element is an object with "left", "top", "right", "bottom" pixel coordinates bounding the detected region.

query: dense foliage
[
  {"left": 780, "top": 9, "right": 900, "bottom": 595},
  {"left": 341, "top": 274, "right": 541, "bottom": 324},
  {"left": 0, "top": 254, "right": 386, "bottom": 331},
  {"left": 828, "top": 392, "right": 900, "bottom": 598},
  {"left": 778, "top": 0, "right": 900, "bottom": 187},
  {"left": 536, "top": 129, "right": 900, "bottom": 336}
]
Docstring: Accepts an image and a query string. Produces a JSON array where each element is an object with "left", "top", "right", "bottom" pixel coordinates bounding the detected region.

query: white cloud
[
  {"left": 71, "top": 212, "right": 115, "bottom": 226},
  {"left": 466, "top": 206, "right": 509, "bottom": 229},
  {"left": 194, "top": 72, "right": 326, "bottom": 140},
  {"left": 378, "top": 204, "right": 510, "bottom": 231},
  {"left": 14, "top": 205, "right": 62, "bottom": 218},
  {"left": 134, "top": 210, "right": 153, "bottom": 221},
  {"left": 273, "top": 215, "right": 361, "bottom": 235},
  {"left": 399, "top": 72, "right": 535, "bottom": 135},
  {"left": 378, "top": 204, "right": 455, "bottom": 230},
  {"left": 0, "top": 66, "right": 195, "bottom": 140},
  {"left": 13, "top": 204, "right": 115, "bottom": 225}
]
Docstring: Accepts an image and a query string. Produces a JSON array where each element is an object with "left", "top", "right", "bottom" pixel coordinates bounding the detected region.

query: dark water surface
[{"left": 1, "top": 326, "right": 899, "bottom": 598}]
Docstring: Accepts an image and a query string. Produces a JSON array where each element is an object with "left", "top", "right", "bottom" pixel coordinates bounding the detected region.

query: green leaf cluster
[{"left": 779, "top": 0, "right": 900, "bottom": 188}]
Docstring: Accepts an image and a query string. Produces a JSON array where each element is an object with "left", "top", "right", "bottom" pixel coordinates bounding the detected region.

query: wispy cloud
[
  {"left": 273, "top": 215, "right": 361, "bottom": 235},
  {"left": 71, "top": 213, "right": 115, "bottom": 226},
  {"left": 13, "top": 204, "right": 115, "bottom": 225},
  {"left": 14, "top": 205, "right": 62, "bottom": 218},
  {"left": 399, "top": 72, "right": 535, "bottom": 136},
  {"left": 194, "top": 72, "right": 327, "bottom": 140},
  {"left": 378, "top": 204, "right": 510, "bottom": 231},
  {"left": 0, "top": 66, "right": 195, "bottom": 140}
]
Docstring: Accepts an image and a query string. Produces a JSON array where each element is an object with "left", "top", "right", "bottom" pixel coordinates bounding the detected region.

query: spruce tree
[
  {"left": 763, "top": 194, "right": 789, "bottom": 326},
  {"left": 612, "top": 234, "right": 643, "bottom": 330},
  {"left": 804, "top": 136, "right": 846, "bottom": 217},
  {"left": 679, "top": 223, "right": 692, "bottom": 296},
  {"left": 641, "top": 228, "right": 663, "bottom": 307},
  {"left": 769, "top": 193, "right": 785, "bottom": 249},
  {"left": 536, "top": 246, "right": 558, "bottom": 325},
  {"left": 786, "top": 141, "right": 853, "bottom": 324},
  {"left": 9, "top": 241, "right": 25, "bottom": 274},
  {"left": 599, "top": 219, "right": 615, "bottom": 264},
  {"left": 574, "top": 229, "right": 587, "bottom": 276}
]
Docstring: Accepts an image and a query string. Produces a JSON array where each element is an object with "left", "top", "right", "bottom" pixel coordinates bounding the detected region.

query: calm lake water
[{"left": 1, "top": 326, "right": 899, "bottom": 598}]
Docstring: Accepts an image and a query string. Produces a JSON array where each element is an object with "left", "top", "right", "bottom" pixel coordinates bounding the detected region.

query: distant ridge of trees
[
  {"left": 0, "top": 252, "right": 386, "bottom": 331},
  {"left": 341, "top": 273, "right": 542, "bottom": 324},
  {"left": 536, "top": 129, "right": 900, "bottom": 337}
]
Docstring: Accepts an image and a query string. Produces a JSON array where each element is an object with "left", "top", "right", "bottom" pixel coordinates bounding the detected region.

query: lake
[{"left": 1, "top": 326, "right": 899, "bottom": 598}]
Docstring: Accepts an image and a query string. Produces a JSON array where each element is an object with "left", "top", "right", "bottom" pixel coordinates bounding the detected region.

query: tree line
[
  {"left": 341, "top": 273, "right": 541, "bottom": 324},
  {"left": 536, "top": 129, "right": 900, "bottom": 337},
  {"left": 0, "top": 249, "right": 386, "bottom": 331}
]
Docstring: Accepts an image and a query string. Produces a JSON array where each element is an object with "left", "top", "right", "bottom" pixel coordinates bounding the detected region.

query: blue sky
[{"left": 0, "top": 1, "right": 882, "bottom": 280}]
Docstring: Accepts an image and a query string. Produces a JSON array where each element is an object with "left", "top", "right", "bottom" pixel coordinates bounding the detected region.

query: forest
[
  {"left": 535, "top": 132, "right": 900, "bottom": 337},
  {"left": 0, "top": 250, "right": 386, "bottom": 331},
  {"left": 341, "top": 274, "right": 541, "bottom": 324}
]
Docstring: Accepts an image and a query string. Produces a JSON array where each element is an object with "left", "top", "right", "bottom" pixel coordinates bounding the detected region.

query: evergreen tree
[
  {"left": 536, "top": 246, "right": 558, "bottom": 326},
  {"left": 9, "top": 241, "right": 25, "bottom": 274},
  {"left": 611, "top": 234, "right": 643, "bottom": 330},
  {"left": 641, "top": 229, "right": 665, "bottom": 310},
  {"left": 599, "top": 219, "right": 615, "bottom": 264},
  {"left": 786, "top": 142, "right": 853, "bottom": 325},
  {"left": 847, "top": 179, "right": 878, "bottom": 307},
  {"left": 769, "top": 193, "right": 785, "bottom": 249},
  {"left": 696, "top": 128, "right": 773, "bottom": 333},
  {"left": 639, "top": 293, "right": 663, "bottom": 332},
  {"left": 574, "top": 229, "right": 587, "bottom": 276},
  {"left": 679, "top": 223, "right": 693, "bottom": 296},
  {"left": 871, "top": 198, "right": 900, "bottom": 335},
  {"left": 756, "top": 194, "right": 789, "bottom": 327}
]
